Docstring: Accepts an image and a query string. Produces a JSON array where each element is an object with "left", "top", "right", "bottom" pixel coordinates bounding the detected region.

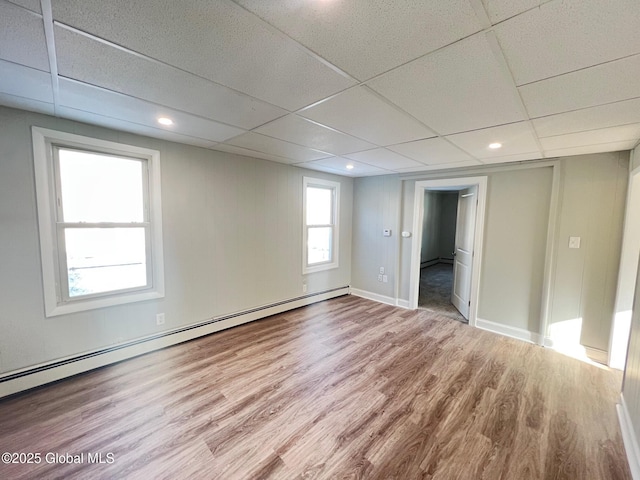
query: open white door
[{"left": 452, "top": 187, "right": 477, "bottom": 319}]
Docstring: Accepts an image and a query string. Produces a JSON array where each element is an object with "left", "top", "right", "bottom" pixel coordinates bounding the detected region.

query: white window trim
[
  {"left": 302, "top": 176, "right": 340, "bottom": 274},
  {"left": 32, "top": 127, "right": 165, "bottom": 317}
]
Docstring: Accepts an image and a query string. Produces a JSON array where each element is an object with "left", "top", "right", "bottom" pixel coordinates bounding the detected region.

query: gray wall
[
  {"left": 438, "top": 192, "right": 458, "bottom": 260},
  {"left": 352, "top": 153, "right": 628, "bottom": 352},
  {"left": 351, "top": 175, "right": 400, "bottom": 297},
  {"left": 477, "top": 167, "right": 553, "bottom": 333},
  {"left": 0, "top": 106, "right": 353, "bottom": 374},
  {"left": 420, "top": 191, "right": 440, "bottom": 264},
  {"left": 420, "top": 191, "right": 457, "bottom": 264},
  {"left": 548, "top": 152, "right": 628, "bottom": 351}
]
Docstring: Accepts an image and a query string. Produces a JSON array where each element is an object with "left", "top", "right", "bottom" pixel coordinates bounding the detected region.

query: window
[
  {"left": 32, "top": 127, "right": 164, "bottom": 316},
  {"left": 303, "top": 177, "right": 339, "bottom": 274}
]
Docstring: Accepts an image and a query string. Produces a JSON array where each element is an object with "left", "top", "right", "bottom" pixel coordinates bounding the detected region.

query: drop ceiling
[{"left": 2, "top": 0, "right": 640, "bottom": 177}]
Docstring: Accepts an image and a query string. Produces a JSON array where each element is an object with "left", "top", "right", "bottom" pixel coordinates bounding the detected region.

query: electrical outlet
[
  {"left": 379, "top": 267, "right": 385, "bottom": 275},
  {"left": 302, "top": 283, "right": 307, "bottom": 293},
  {"left": 378, "top": 274, "right": 383, "bottom": 282},
  {"left": 383, "top": 275, "right": 388, "bottom": 283},
  {"left": 156, "top": 313, "right": 165, "bottom": 326}
]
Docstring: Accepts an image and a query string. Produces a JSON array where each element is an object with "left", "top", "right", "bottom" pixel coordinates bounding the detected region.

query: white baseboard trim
[
  {"left": 350, "top": 288, "right": 397, "bottom": 307},
  {"left": 618, "top": 393, "right": 640, "bottom": 479},
  {"left": 476, "top": 318, "right": 541, "bottom": 344},
  {"left": 543, "top": 338, "right": 609, "bottom": 365},
  {"left": 0, "top": 287, "right": 349, "bottom": 399},
  {"left": 396, "top": 299, "right": 410, "bottom": 309},
  {"left": 585, "top": 346, "right": 609, "bottom": 365}
]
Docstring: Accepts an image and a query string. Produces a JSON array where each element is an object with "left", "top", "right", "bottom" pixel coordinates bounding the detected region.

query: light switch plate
[{"left": 569, "top": 236, "right": 581, "bottom": 249}]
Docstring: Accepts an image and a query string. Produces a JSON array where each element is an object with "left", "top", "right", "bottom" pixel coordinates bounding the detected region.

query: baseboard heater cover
[{"left": 0, "top": 286, "right": 349, "bottom": 398}]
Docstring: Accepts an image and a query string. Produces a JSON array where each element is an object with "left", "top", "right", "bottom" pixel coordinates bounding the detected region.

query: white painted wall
[{"left": 0, "top": 106, "right": 353, "bottom": 375}]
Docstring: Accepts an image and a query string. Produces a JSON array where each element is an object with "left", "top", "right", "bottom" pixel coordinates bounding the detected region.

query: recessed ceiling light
[
  {"left": 157, "top": 117, "right": 173, "bottom": 126},
  {"left": 346, "top": 164, "right": 354, "bottom": 170},
  {"left": 489, "top": 142, "right": 502, "bottom": 149}
]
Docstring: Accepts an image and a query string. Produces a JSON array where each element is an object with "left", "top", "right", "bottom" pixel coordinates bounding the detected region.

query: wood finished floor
[{"left": 0, "top": 296, "right": 631, "bottom": 479}]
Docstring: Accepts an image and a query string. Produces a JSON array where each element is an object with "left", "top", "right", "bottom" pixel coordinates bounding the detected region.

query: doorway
[
  {"left": 417, "top": 190, "right": 464, "bottom": 322},
  {"left": 409, "top": 177, "right": 488, "bottom": 327}
]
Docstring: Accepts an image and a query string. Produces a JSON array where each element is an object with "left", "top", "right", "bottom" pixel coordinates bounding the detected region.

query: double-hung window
[
  {"left": 303, "top": 177, "right": 339, "bottom": 274},
  {"left": 32, "top": 127, "right": 164, "bottom": 316}
]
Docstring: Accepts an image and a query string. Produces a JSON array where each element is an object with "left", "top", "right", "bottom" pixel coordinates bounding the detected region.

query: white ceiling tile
[
  {"left": 387, "top": 137, "right": 475, "bottom": 165},
  {"left": 59, "top": 78, "right": 246, "bottom": 142},
  {"left": 225, "top": 132, "right": 332, "bottom": 162},
  {"left": 368, "top": 33, "right": 526, "bottom": 135},
  {"left": 520, "top": 55, "right": 640, "bottom": 118},
  {"left": 293, "top": 162, "right": 354, "bottom": 177},
  {"left": 539, "top": 124, "right": 640, "bottom": 151},
  {"left": 345, "top": 148, "right": 424, "bottom": 170},
  {"left": 532, "top": 98, "right": 640, "bottom": 138},
  {"left": 254, "top": 114, "right": 375, "bottom": 155},
  {"left": 495, "top": 0, "right": 640, "bottom": 85},
  {"left": 54, "top": 26, "right": 287, "bottom": 130},
  {"left": 479, "top": 151, "right": 543, "bottom": 164},
  {"left": 56, "top": 106, "right": 219, "bottom": 148},
  {"left": 0, "top": 1, "right": 49, "bottom": 71},
  {"left": 395, "top": 160, "right": 483, "bottom": 173},
  {"left": 544, "top": 141, "right": 637, "bottom": 159},
  {"left": 6, "top": 0, "right": 41, "bottom": 13},
  {"left": 52, "top": 0, "right": 355, "bottom": 110},
  {"left": 446, "top": 122, "right": 541, "bottom": 159},
  {"left": 299, "top": 86, "right": 435, "bottom": 146},
  {"left": 481, "top": 0, "right": 545, "bottom": 24},
  {"left": 233, "top": 0, "right": 482, "bottom": 81},
  {"left": 302, "top": 157, "right": 388, "bottom": 176},
  {"left": 0, "top": 59, "right": 53, "bottom": 103},
  {"left": 0, "top": 93, "right": 54, "bottom": 115},
  {"left": 212, "top": 143, "right": 296, "bottom": 165}
]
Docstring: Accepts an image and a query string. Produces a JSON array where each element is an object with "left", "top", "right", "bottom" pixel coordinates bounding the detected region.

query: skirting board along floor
[
  {"left": 476, "top": 318, "right": 542, "bottom": 344},
  {"left": 0, "top": 287, "right": 349, "bottom": 399}
]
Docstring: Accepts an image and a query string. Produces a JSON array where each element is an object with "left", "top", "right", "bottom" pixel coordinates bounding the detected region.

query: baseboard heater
[{"left": 0, "top": 286, "right": 349, "bottom": 399}]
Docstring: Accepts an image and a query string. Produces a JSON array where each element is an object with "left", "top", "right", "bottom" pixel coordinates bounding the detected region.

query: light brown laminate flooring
[{"left": 0, "top": 295, "right": 631, "bottom": 479}]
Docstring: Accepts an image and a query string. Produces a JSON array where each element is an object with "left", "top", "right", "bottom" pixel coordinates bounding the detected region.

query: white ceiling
[{"left": 1, "top": 0, "right": 640, "bottom": 177}]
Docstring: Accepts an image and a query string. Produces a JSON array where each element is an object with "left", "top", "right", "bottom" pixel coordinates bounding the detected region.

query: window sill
[
  {"left": 303, "top": 262, "right": 339, "bottom": 275},
  {"left": 45, "top": 289, "right": 164, "bottom": 317}
]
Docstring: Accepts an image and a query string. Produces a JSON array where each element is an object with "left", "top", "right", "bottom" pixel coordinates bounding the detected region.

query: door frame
[{"left": 409, "top": 176, "right": 488, "bottom": 327}]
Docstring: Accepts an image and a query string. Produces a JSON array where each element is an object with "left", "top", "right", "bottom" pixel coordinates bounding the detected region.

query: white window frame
[
  {"left": 302, "top": 177, "right": 340, "bottom": 274},
  {"left": 32, "top": 127, "right": 165, "bottom": 317}
]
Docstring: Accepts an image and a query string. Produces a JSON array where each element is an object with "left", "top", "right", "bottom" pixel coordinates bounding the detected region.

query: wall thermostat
[{"left": 383, "top": 229, "right": 392, "bottom": 237}]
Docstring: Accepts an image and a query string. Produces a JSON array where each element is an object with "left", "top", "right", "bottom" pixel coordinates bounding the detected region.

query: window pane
[
  {"left": 307, "top": 226, "right": 332, "bottom": 265},
  {"left": 65, "top": 228, "right": 147, "bottom": 297},
  {"left": 306, "top": 187, "right": 332, "bottom": 225},
  {"left": 58, "top": 149, "right": 144, "bottom": 223}
]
